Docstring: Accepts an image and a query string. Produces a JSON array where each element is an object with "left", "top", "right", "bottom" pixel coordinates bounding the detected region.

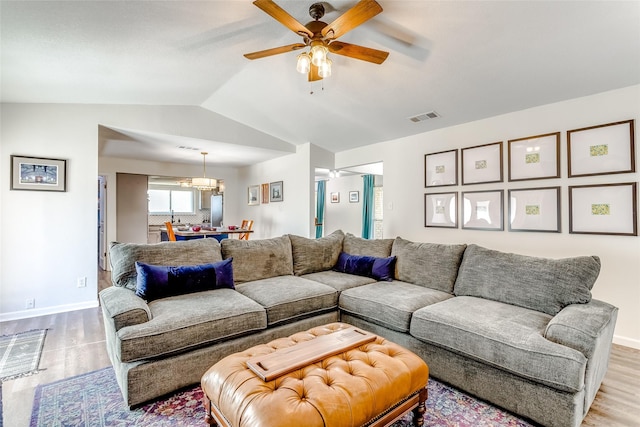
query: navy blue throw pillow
[
  {"left": 334, "top": 252, "right": 396, "bottom": 281},
  {"left": 135, "top": 258, "right": 234, "bottom": 301}
]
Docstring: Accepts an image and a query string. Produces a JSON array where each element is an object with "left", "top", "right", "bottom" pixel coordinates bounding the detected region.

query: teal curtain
[
  {"left": 315, "top": 180, "right": 326, "bottom": 238},
  {"left": 361, "top": 175, "right": 374, "bottom": 239}
]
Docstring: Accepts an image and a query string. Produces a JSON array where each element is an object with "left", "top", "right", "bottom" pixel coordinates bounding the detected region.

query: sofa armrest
[
  {"left": 544, "top": 299, "right": 618, "bottom": 358},
  {"left": 99, "top": 286, "right": 151, "bottom": 332}
]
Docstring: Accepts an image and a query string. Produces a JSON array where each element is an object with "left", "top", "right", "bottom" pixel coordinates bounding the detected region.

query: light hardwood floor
[{"left": 1, "top": 272, "right": 639, "bottom": 427}]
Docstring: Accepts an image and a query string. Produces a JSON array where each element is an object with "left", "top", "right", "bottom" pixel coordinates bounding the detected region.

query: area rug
[
  {"left": 31, "top": 367, "right": 534, "bottom": 426},
  {"left": 0, "top": 329, "right": 47, "bottom": 382}
]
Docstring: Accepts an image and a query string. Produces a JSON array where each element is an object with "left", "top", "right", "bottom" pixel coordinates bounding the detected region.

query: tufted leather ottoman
[{"left": 201, "top": 323, "right": 429, "bottom": 427}]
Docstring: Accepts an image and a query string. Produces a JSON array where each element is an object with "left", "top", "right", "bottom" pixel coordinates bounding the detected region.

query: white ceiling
[{"left": 2, "top": 1, "right": 639, "bottom": 167}]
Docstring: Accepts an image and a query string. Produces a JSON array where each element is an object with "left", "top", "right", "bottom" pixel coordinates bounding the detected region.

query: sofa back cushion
[
  {"left": 109, "top": 238, "right": 223, "bottom": 291},
  {"left": 221, "top": 235, "right": 293, "bottom": 283},
  {"left": 391, "top": 237, "right": 467, "bottom": 293},
  {"left": 343, "top": 233, "right": 394, "bottom": 258},
  {"left": 454, "top": 244, "right": 600, "bottom": 315},
  {"left": 289, "top": 230, "right": 344, "bottom": 275},
  {"left": 135, "top": 258, "right": 234, "bottom": 302}
]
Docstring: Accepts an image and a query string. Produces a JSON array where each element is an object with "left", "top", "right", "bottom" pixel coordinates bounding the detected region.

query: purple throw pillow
[
  {"left": 334, "top": 252, "right": 396, "bottom": 281},
  {"left": 135, "top": 258, "right": 234, "bottom": 301}
]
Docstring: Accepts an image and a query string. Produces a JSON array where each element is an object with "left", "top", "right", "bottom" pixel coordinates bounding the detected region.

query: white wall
[
  {"left": 236, "top": 143, "right": 314, "bottom": 239},
  {"left": 0, "top": 103, "right": 278, "bottom": 320},
  {"left": 337, "top": 85, "right": 640, "bottom": 349},
  {"left": 324, "top": 174, "right": 363, "bottom": 236}
]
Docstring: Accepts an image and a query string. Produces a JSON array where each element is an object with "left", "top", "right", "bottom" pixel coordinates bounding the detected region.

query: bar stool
[
  {"left": 164, "top": 221, "right": 177, "bottom": 241},
  {"left": 239, "top": 220, "right": 253, "bottom": 240}
]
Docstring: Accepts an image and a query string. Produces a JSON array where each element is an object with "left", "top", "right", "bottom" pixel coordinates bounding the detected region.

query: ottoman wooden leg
[
  {"left": 413, "top": 387, "right": 429, "bottom": 427},
  {"left": 203, "top": 395, "right": 218, "bottom": 426}
]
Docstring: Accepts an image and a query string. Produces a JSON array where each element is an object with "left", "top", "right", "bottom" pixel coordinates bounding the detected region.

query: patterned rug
[
  {"left": 0, "top": 329, "right": 47, "bottom": 382},
  {"left": 31, "top": 367, "right": 534, "bottom": 426}
]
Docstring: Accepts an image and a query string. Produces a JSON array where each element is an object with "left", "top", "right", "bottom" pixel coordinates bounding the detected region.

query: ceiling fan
[{"left": 244, "top": 0, "right": 389, "bottom": 81}]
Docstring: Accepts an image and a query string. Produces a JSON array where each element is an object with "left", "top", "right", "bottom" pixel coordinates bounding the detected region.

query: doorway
[{"left": 98, "top": 175, "right": 107, "bottom": 271}]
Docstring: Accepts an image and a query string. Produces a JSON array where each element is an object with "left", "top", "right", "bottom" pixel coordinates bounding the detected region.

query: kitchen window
[{"left": 148, "top": 188, "right": 196, "bottom": 215}]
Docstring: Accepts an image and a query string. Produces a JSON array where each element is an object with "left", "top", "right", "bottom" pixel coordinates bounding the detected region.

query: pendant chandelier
[{"left": 191, "top": 152, "right": 217, "bottom": 190}]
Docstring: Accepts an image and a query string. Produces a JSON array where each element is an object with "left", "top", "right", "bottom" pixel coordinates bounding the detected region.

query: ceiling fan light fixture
[
  {"left": 318, "top": 57, "right": 332, "bottom": 78},
  {"left": 310, "top": 44, "right": 328, "bottom": 66},
  {"left": 296, "top": 52, "right": 311, "bottom": 74}
]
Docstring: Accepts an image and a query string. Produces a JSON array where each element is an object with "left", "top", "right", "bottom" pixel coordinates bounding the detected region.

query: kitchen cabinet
[{"left": 148, "top": 225, "right": 162, "bottom": 244}]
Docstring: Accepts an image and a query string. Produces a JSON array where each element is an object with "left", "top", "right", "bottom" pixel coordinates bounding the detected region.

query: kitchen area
[
  {"left": 147, "top": 176, "right": 224, "bottom": 243},
  {"left": 113, "top": 173, "right": 227, "bottom": 245}
]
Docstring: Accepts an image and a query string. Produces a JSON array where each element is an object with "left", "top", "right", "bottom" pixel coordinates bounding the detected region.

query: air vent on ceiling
[
  {"left": 177, "top": 145, "right": 201, "bottom": 151},
  {"left": 409, "top": 111, "right": 440, "bottom": 123}
]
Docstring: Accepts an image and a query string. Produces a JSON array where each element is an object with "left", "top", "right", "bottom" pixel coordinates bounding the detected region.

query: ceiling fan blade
[
  {"left": 328, "top": 41, "right": 389, "bottom": 64},
  {"left": 321, "top": 0, "right": 383, "bottom": 40},
  {"left": 253, "top": 0, "right": 313, "bottom": 38},
  {"left": 244, "top": 43, "right": 306, "bottom": 60},
  {"left": 309, "top": 63, "right": 322, "bottom": 81}
]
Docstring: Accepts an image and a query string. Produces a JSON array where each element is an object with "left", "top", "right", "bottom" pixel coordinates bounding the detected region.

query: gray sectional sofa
[{"left": 100, "top": 230, "right": 618, "bottom": 427}]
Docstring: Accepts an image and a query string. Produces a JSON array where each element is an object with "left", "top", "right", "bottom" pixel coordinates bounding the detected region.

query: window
[
  {"left": 374, "top": 187, "right": 383, "bottom": 238},
  {"left": 148, "top": 188, "right": 195, "bottom": 214}
]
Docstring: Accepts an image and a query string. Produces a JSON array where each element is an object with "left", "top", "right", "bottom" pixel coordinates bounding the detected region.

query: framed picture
[
  {"left": 569, "top": 182, "right": 637, "bottom": 236},
  {"left": 508, "top": 132, "right": 560, "bottom": 181},
  {"left": 349, "top": 191, "right": 359, "bottom": 203},
  {"left": 567, "top": 119, "right": 635, "bottom": 177},
  {"left": 461, "top": 142, "right": 503, "bottom": 185},
  {"left": 248, "top": 185, "right": 260, "bottom": 205},
  {"left": 508, "top": 187, "right": 560, "bottom": 233},
  {"left": 11, "top": 155, "right": 67, "bottom": 192},
  {"left": 331, "top": 192, "right": 340, "bottom": 203},
  {"left": 462, "top": 190, "right": 504, "bottom": 230},
  {"left": 425, "top": 192, "right": 458, "bottom": 228},
  {"left": 261, "top": 183, "right": 270, "bottom": 204},
  {"left": 425, "top": 149, "right": 458, "bottom": 187},
  {"left": 270, "top": 181, "right": 283, "bottom": 202}
]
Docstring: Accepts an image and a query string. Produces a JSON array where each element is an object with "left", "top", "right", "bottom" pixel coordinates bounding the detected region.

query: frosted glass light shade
[
  {"left": 296, "top": 52, "right": 311, "bottom": 74},
  {"left": 310, "top": 45, "right": 328, "bottom": 66},
  {"left": 318, "top": 58, "right": 332, "bottom": 78}
]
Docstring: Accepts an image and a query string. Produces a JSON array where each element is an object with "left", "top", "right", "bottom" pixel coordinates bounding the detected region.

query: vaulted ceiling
[{"left": 2, "top": 1, "right": 639, "bottom": 166}]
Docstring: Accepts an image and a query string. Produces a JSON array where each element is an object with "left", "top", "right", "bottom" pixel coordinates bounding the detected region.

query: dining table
[{"left": 160, "top": 226, "right": 253, "bottom": 242}]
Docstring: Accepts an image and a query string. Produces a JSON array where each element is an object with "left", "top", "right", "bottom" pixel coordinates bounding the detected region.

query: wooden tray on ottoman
[{"left": 201, "top": 323, "right": 429, "bottom": 427}]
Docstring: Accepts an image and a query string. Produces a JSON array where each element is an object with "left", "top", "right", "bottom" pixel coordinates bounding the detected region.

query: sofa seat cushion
[
  {"left": 410, "top": 296, "right": 587, "bottom": 393},
  {"left": 234, "top": 276, "right": 338, "bottom": 326},
  {"left": 339, "top": 281, "right": 454, "bottom": 333},
  {"left": 301, "top": 270, "right": 377, "bottom": 292},
  {"left": 117, "top": 289, "right": 266, "bottom": 362}
]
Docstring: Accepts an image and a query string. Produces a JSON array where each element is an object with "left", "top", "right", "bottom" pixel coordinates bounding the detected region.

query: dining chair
[
  {"left": 239, "top": 220, "right": 253, "bottom": 240},
  {"left": 164, "top": 221, "right": 177, "bottom": 242}
]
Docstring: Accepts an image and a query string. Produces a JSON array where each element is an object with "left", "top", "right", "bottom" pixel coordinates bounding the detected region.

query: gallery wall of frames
[{"left": 424, "top": 119, "right": 637, "bottom": 236}]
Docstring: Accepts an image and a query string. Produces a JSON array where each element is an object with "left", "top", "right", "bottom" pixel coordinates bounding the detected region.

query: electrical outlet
[
  {"left": 25, "top": 298, "right": 35, "bottom": 309},
  {"left": 77, "top": 276, "right": 87, "bottom": 288}
]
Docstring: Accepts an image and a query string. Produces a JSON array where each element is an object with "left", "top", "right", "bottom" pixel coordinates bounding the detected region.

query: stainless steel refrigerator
[{"left": 210, "top": 194, "right": 223, "bottom": 227}]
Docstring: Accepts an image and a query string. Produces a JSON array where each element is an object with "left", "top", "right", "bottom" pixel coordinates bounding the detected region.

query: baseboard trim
[
  {"left": 613, "top": 335, "right": 640, "bottom": 350},
  {"left": 0, "top": 300, "right": 99, "bottom": 322}
]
